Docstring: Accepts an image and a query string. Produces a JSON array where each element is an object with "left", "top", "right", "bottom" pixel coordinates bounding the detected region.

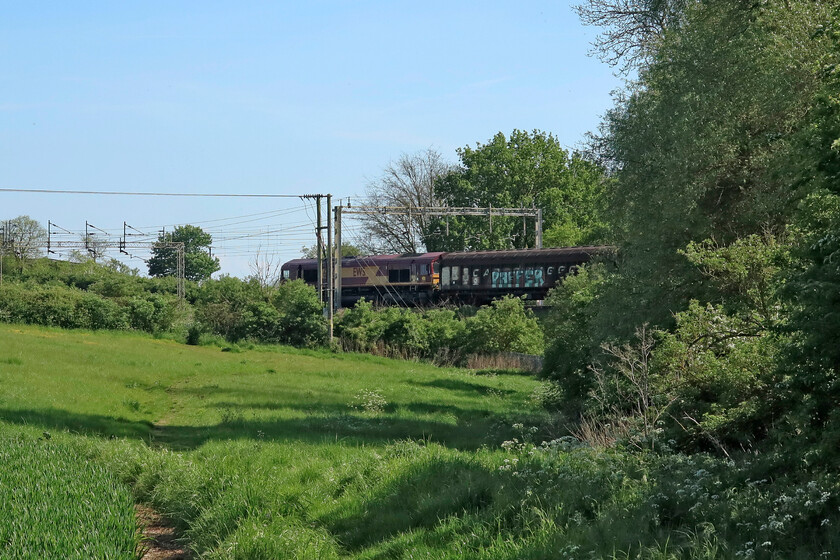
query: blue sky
[{"left": 1, "top": 1, "right": 622, "bottom": 276}]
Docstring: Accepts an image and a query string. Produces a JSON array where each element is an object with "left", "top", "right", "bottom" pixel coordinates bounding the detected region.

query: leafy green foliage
[
  {"left": 654, "top": 302, "right": 780, "bottom": 451},
  {"left": 462, "top": 295, "right": 543, "bottom": 355},
  {"left": 590, "top": 1, "right": 837, "bottom": 339},
  {"left": 0, "top": 259, "right": 181, "bottom": 334},
  {"left": 0, "top": 255, "right": 326, "bottom": 346},
  {"left": 543, "top": 233, "right": 790, "bottom": 452},
  {"left": 777, "top": 36, "right": 840, "bottom": 458},
  {"left": 271, "top": 278, "right": 327, "bottom": 347},
  {"left": 148, "top": 224, "right": 220, "bottom": 282},
  {"left": 657, "top": 236, "right": 789, "bottom": 452},
  {"left": 335, "top": 297, "right": 541, "bottom": 363},
  {"left": 428, "top": 130, "right": 607, "bottom": 251},
  {"left": 126, "top": 293, "right": 177, "bottom": 333},
  {"left": 336, "top": 301, "right": 447, "bottom": 358},
  {"left": 301, "top": 243, "right": 361, "bottom": 259},
  {"left": 542, "top": 263, "right": 608, "bottom": 412},
  {"left": 193, "top": 276, "right": 326, "bottom": 346},
  {"left": 550, "top": 1, "right": 840, "bottom": 467},
  {"left": 0, "top": 284, "right": 130, "bottom": 330},
  {"left": 1, "top": 215, "right": 46, "bottom": 261}
]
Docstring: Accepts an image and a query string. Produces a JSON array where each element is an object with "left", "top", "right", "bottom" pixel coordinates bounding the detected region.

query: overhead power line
[{"left": 0, "top": 188, "right": 319, "bottom": 198}]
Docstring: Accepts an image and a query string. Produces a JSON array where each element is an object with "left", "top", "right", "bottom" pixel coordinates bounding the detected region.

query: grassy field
[
  {"left": 0, "top": 324, "right": 545, "bottom": 450},
  {"left": 3, "top": 324, "right": 837, "bottom": 559},
  {"left": 0, "top": 324, "right": 554, "bottom": 558}
]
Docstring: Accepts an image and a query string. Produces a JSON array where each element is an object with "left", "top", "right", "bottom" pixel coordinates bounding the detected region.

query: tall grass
[{"left": 0, "top": 432, "right": 140, "bottom": 559}]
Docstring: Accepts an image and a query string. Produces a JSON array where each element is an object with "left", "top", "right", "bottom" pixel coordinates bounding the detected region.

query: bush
[
  {"left": 186, "top": 323, "right": 203, "bottom": 345},
  {"left": 380, "top": 307, "right": 429, "bottom": 356},
  {"left": 192, "top": 277, "right": 325, "bottom": 347},
  {"left": 334, "top": 299, "right": 384, "bottom": 352},
  {"left": 336, "top": 298, "right": 544, "bottom": 364},
  {"left": 193, "top": 276, "right": 259, "bottom": 342},
  {"left": 541, "top": 263, "right": 607, "bottom": 414},
  {"left": 77, "top": 292, "right": 129, "bottom": 330},
  {"left": 421, "top": 309, "right": 466, "bottom": 363},
  {"left": 0, "top": 284, "right": 129, "bottom": 330},
  {"left": 126, "top": 294, "right": 177, "bottom": 333},
  {"left": 654, "top": 301, "right": 782, "bottom": 452},
  {"left": 462, "top": 295, "right": 543, "bottom": 355},
  {"left": 271, "top": 280, "right": 327, "bottom": 347}
]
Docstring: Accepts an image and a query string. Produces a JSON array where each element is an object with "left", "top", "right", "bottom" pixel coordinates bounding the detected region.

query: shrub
[
  {"left": 0, "top": 284, "right": 129, "bottom": 330},
  {"left": 193, "top": 276, "right": 257, "bottom": 342},
  {"left": 334, "top": 299, "right": 384, "bottom": 352},
  {"left": 186, "top": 323, "right": 203, "bottom": 345},
  {"left": 126, "top": 294, "right": 177, "bottom": 333},
  {"left": 77, "top": 292, "right": 129, "bottom": 330},
  {"left": 379, "top": 307, "right": 429, "bottom": 356},
  {"left": 541, "top": 263, "right": 607, "bottom": 414},
  {"left": 242, "top": 301, "right": 283, "bottom": 342},
  {"left": 337, "top": 298, "right": 545, "bottom": 364},
  {"left": 421, "top": 309, "right": 466, "bottom": 362},
  {"left": 462, "top": 295, "right": 543, "bottom": 355},
  {"left": 271, "top": 280, "right": 327, "bottom": 347}
]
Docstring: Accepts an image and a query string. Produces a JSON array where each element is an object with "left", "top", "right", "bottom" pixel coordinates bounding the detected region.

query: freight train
[{"left": 281, "top": 246, "right": 608, "bottom": 307}]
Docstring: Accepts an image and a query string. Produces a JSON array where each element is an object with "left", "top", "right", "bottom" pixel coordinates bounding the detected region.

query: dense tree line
[{"left": 540, "top": 0, "right": 840, "bottom": 463}]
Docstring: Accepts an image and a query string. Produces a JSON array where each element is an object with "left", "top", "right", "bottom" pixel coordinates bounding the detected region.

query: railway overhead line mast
[{"left": 329, "top": 204, "right": 543, "bottom": 311}]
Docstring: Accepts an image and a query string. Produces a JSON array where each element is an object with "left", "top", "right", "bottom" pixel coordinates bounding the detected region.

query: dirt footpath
[{"left": 135, "top": 505, "right": 191, "bottom": 560}]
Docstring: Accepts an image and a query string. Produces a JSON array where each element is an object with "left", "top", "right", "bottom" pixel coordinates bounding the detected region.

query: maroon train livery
[{"left": 281, "top": 246, "right": 608, "bottom": 307}]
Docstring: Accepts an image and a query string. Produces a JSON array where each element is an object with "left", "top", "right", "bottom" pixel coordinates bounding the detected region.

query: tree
[
  {"left": 248, "top": 248, "right": 285, "bottom": 289},
  {"left": 560, "top": 0, "right": 840, "bottom": 454},
  {"left": 574, "top": 0, "right": 690, "bottom": 70},
  {"left": 2, "top": 215, "right": 46, "bottom": 261},
  {"left": 357, "top": 148, "right": 455, "bottom": 254},
  {"left": 778, "top": 11, "right": 840, "bottom": 449},
  {"left": 148, "top": 225, "right": 220, "bottom": 282},
  {"left": 427, "top": 130, "right": 608, "bottom": 251},
  {"left": 585, "top": 0, "right": 834, "bottom": 339}
]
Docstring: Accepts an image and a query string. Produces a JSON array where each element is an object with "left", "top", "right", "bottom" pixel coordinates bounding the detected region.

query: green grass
[
  {"left": 0, "top": 324, "right": 544, "bottom": 449},
  {"left": 0, "top": 432, "right": 140, "bottom": 559},
  {"left": 3, "top": 323, "right": 838, "bottom": 559},
  {"left": 0, "top": 324, "right": 553, "bottom": 558}
]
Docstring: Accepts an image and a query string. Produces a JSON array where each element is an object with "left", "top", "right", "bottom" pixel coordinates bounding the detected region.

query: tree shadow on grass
[
  {"left": 0, "top": 406, "right": 508, "bottom": 451},
  {"left": 409, "top": 378, "right": 516, "bottom": 396},
  {"left": 0, "top": 407, "right": 154, "bottom": 439},
  {"left": 208, "top": 400, "right": 476, "bottom": 418},
  {"left": 325, "top": 455, "right": 502, "bottom": 552}
]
